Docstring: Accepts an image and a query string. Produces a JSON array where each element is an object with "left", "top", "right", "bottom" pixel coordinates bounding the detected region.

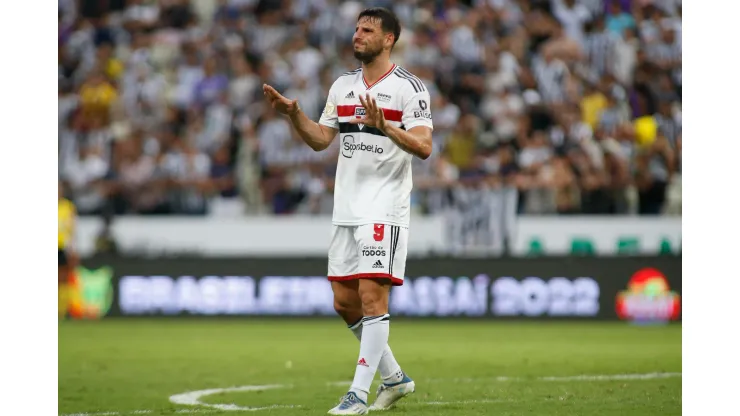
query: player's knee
[
  {"left": 359, "top": 287, "right": 388, "bottom": 316},
  {"left": 333, "top": 297, "right": 358, "bottom": 318}
]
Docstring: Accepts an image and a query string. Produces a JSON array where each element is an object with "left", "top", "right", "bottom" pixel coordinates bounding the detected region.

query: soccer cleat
[
  {"left": 368, "top": 373, "right": 415, "bottom": 411},
  {"left": 328, "top": 391, "right": 369, "bottom": 415}
]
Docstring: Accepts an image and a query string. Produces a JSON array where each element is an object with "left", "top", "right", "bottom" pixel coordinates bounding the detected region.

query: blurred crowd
[{"left": 58, "top": 0, "right": 682, "bottom": 217}]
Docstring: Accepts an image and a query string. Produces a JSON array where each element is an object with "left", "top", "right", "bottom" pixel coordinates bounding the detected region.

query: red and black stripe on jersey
[{"left": 337, "top": 105, "right": 405, "bottom": 137}]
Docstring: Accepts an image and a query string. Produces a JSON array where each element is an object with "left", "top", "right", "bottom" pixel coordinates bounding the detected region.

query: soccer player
[{"left": 263, "top": 7, "right": 433, "bottom": 415}]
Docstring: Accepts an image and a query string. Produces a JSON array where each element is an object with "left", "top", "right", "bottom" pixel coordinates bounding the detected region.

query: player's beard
[{"left": 353, "top": 43, "right": 383, "bottom": 65}]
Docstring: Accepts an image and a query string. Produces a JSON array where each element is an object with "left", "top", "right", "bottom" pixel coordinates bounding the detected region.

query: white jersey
[{"left": 318, "top": 64, "right": 433, "bottom": 227}]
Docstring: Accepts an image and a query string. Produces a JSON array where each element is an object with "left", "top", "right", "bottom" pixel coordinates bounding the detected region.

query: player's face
[{"left": 353, "top": 17, "right": 390, "bottom": 64}]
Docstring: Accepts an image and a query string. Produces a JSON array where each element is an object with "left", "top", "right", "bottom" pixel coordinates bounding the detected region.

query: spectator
[
  {"left": 518, "top": 131, "right": 555, "bottom": 214},
  {"left": 63, "top": 143, "right": 109, "bottom": 215},
  {"left": 580, "top": 81, "right": 608, "bottom": 130},
  {"left": 404, "top": 27, "right": 440, "bottom": 69},
  {"left": 482, "top": 86, "right": 525, "bottom": 144},
  {"left": 552, "top": 0, "right": 591, "bottom": 46},
  {"left": 605, "top": 0, "right": 636, "bottom": 37},
  {"left": 210, "top": 144, "right": 237, "bottom": 198},
  {"left": 161, "top": 138, "right": 212, "bottom": 215},
  {"left": 583, "top": 16, "right": 618, "bottom": 79},
  {"left": 532, "top": 46, "right": 573, "bottom": 105},
  {"left": 110, "top": 136, "right": 167, "bottom": 215},
  {"left": 612, "top": 27, "right": 639, "bottom": 85},
  {"left": 228, "top": 54, "right": 260, "bottom": 113},
  {"left": 194, "top": 56, "right": 229, "bottom": 109},
  {"left": 635, "top": 133, "right": 674, "bottom": 215},
  {"left": 443, "top": 114, "right": 482, "bottom": 172},
  {"left": 77, "top": 69, "right": 118, "bottom": 128},
  {"left": 173, "top": 44, "right": 204, "bottom": 109}
]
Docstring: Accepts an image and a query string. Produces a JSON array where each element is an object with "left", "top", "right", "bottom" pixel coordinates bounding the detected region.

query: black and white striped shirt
[
  {"left": 647, "top": 42, "right": 682, "bottom": 85},
  {"left": 584, "top": 31, "right": 618, "bottom": 77},
  {"left": 654, "top": 114, "right": 681, "bottom": 149},
  {"left": 532, "top": 56, "right": 569, "bottom": 104},
  {"left": 577, "top": 0, "right": 604, "bottom": 21}
]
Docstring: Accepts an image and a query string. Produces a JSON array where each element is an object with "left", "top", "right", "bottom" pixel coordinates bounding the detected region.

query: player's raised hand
[
  {"left": 351, "top": 93, "right": 387, "bottom": 131},
  {"left": 263, "top": 84, "right": 300, "bottom": 116}
]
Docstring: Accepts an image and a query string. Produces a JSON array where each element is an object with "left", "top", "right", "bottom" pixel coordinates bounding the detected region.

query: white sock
[
  {"left": 349, "top": 319, "right": 404, "bottom": 385},
  {"left": 349, "top": 314, "right": 390, "bottom": 403}
]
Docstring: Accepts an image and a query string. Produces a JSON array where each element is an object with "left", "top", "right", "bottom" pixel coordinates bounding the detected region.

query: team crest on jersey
[
  {"left": 355, "top": 107, "right": 366, "bottom": 130},
  {"left": 324, "top": 102, "right": 336, "bottom": 116}
]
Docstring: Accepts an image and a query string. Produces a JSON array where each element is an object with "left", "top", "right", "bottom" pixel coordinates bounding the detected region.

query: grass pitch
[{"left": 59, "top": 319, "right": 681, "bottom": 415}]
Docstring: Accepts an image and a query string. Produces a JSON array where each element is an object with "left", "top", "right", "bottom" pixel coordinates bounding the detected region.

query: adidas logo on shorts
[
  {"left": 345, "top": 91, "right": 355, "bottom": 99},
  {"left": 372, "top": 260, "right": 383, "bottom": 269}
]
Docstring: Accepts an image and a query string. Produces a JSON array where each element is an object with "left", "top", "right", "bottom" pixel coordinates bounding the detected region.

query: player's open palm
[
  {"left": 263, "top": 84, "right": 299, "bottom": 116},
  {"left": 351, "top": 93, "right": 387, "bottom": 131}
]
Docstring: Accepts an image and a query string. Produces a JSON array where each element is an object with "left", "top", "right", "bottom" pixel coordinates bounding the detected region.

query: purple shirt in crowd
[{"left": 194, "top": 74, "right": 229, "bottom": 107}]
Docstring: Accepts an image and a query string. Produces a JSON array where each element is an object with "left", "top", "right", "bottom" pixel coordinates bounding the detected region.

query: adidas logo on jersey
[
  {"left": 345, "top": 91, "right": 355, "bottom": 99},
  {"left": 372, "top": 260, "right": 384, "bottom": 269}
]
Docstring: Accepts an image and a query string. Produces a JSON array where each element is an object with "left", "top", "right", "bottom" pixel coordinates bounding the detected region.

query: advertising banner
[
  {"left": 75, "top": 216, "right": 681, "bottom": 257},
  {"left": 74, "top": 256, "right": 681, "bottom": 321}
]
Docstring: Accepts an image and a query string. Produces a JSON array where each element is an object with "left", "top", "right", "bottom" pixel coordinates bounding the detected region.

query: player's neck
[{"left": 361, "top": 58, "right": 394, "bottom": 87}]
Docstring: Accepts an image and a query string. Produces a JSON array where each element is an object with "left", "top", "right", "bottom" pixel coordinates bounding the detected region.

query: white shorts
[{"left": 327, "top": 223, "right": 408, "bottom": 286}]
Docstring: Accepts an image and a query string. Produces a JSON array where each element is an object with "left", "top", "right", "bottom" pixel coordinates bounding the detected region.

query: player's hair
[{"left": 357, "top": 7, "right": 401, "bottom": 47}]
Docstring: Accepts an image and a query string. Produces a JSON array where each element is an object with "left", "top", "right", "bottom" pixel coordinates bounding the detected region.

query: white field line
[
  {"left": 412, "top": 399, "right": 512, "bottom": 406},
  {"left": 60, "top": 372, "right": 682, "bottom": 416},
  {"left": 328, "top": 371, "right": 682, "bottom": 386}
]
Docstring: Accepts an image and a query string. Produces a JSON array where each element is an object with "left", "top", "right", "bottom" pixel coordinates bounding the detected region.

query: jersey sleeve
[
  {"left": 401, "top": 87, "right": 434, "bottom": 131},
  {"left": 318, "top": 81, "right": 339, "bottom": 129}
]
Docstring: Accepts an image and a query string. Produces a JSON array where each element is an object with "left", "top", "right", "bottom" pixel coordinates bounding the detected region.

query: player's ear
[{"left": 385, "top": 33, "right": 394, "bottom": 49}]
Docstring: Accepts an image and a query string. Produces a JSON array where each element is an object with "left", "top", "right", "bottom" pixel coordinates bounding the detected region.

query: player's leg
[
  {"left": 346, "top": 277, "right": 392, "bottom": 403},
  {"left": 328, "top": 225, "right": 363, "bottom": 327},
  {"left": 332, "top": 280, "right": 363, "bottom": 325},
  {"left": 331, "top": 279, "right": 404, "bottom": 384},
  {"left": 348, "top": 225, "right": 412, "bottom": 409},
  {"left": 328, "top": 224, "right": 411, "bottom": 414},
  {"left": 362, "top": 225, "right": 414, "bottom": 411},
  {"left": 328, "top": 226, "right": 370, "bottom": 415}
]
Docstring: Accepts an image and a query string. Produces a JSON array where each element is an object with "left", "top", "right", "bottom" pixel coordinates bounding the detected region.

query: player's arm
[
  {"left": 381, "top": 124, "right": 432, "bottom": 160},
  {"left": 263, "top": 84, "right": 338, "bottom": 152}
]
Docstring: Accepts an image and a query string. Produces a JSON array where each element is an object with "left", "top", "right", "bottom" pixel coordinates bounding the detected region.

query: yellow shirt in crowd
[
  {"left": 58, "top": 198, "right": 76, "bottom": 250},
  {"left": 79, "top": 82, "right": 118, "bottom": 122},
  {"left": 580, "top": 92, "right": 608, "bottom": 130}
]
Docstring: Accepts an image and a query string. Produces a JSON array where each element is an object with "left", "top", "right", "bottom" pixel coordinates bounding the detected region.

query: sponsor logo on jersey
[
  {"left": 362, "top": 244, "right": 387, "bottom": 257},
  {"left": 372, "top": 260, "right": 384, "bottom": 269},
  {"left": 377, "top": 93, "right": 392, "bottom": 102},
  {"left": 341, "top": 135, "right": 383, "bottom": 158},
  {"left": 414, "top": 99, "right": 431, "bottom": 119},
  {"left": 345, "top": 91, "right": 355, "bottom": 99}
]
